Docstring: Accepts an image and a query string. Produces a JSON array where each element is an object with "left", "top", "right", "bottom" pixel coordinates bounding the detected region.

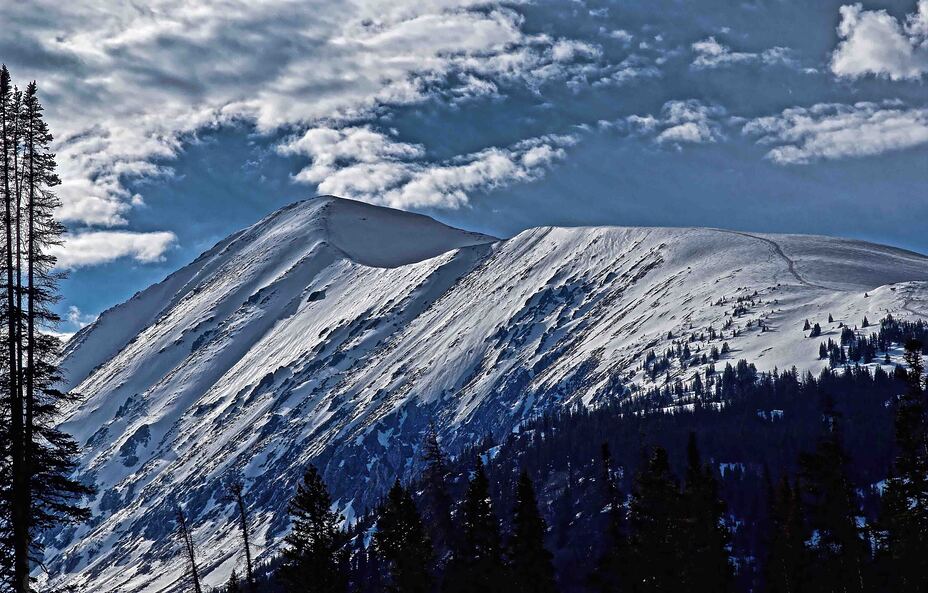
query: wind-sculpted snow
[{"left": 46, "top": 196, "right": 928, "bottom": 592}]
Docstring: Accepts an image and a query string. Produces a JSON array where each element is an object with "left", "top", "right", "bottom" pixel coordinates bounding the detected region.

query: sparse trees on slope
[
  {"left": 508, "top": 471, "right": 558, "bottom": 593},
  {"left": 281, "top": 465, "right": 348, "bottom": 593},
  {"left": 374, "top": 480, "right": 434, "bottom": 593}
]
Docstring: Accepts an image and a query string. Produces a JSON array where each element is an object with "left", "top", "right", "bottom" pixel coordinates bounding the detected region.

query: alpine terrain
[{"left": 46, "top": 195, "right": 928, "bottom": 592}]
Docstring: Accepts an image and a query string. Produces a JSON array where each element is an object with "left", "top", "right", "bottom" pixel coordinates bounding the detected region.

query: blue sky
[{"left": 3, "top": 0, "right": 927, "bottom": 332}]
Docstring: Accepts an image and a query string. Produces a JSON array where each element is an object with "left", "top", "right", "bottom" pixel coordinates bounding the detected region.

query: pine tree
[
  {"left": 228, "top": 478, "right": 255, "bottom": 591},
  {"left": 443, "top": 457, "right": 507, "bottom": 593},
  {"left": 421, "top": 421, "right": 455, "bottom": 556},
  {"left": 876, "top": 339, "right": 928, "bottom": 592},
  {"left": 590, "top": 443, "right": 629, "bottom": 593},
  {"left": 281, "top": 465, "right": 348, "bottom": 593},
  {"left": 0, "top": 70, "right": 90, "bottom": 593},
  {"left": 508, "top": 471, "right": 558, "bottom": 593},
  {"left": 798, "top": 398, "right": 867, "bottom": 593},
  {"left": 680, "top": 433, "right": 732, "bottom": 592},
  {"left": 626, "top": 447, "right": 685, "bottom": 593},
  {"left": 764, "top": 478, "right": 806, "bottom": 593},
  {"left": 374, "top": 480, "right": 434, "bottom": 593},
  {"left": 226, "top": 569, "right": 243, "bottom": 593}
]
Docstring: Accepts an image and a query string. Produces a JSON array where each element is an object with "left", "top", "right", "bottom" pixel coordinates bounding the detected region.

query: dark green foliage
[
  {"left": 626, "top": 447, "right": 685, "bottom": 593},
  {"left": 764, "top": 478, "right": 806, "bottom": 593},
  {"left": 421, "top": 422, "right": 455, "bottom": 557},
  {"left": 875, "top": 339, "right": 928, "bottom": 592},
  {"left": 680, "top": 433, "right": 732, "bottom": 592},
  {"left": 0, "top": 66, "right": 91, "bottom": 593},
  {"left": 374, "top": 480, "right": 434, "bottom": 593},
  {"left": 508, "top": 471, "right": 558, "bottom": 593},
  {"left": 798, "top": 400, "right": 867, "bottom": 593},
  {"left": 443, "top": 457, "right": 507, "bottom": 593},
  {"left": 281, "top": 465, "right": 348, "bottom": 593}
]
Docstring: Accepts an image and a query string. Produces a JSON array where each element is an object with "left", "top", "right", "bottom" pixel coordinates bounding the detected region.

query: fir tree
[
  {"left": 876, "top": 339, "right": 928, "bottom": 592},
  {"left": 0, "top": 70, "right": 90, "bottom": 593},
  {"left": 798, "top": 398, "right": 867, "bottom": 593},
  {"left": 590, "top": 443, "right": 629, "bottom": 593},
  {"left": 508, "top": 471, "right": 558, "bottom": 593},
  {"left": 680, "top": 433, "right": 732, "bottom": 592},
  {"left": 764, "top": 478, "right": 806, "bottom": 593},
  {"left": 421, "top": 422, "right": 455, "bottom": 557},
  {"left": 226, "top": 569, "right": 243, "bottom": 593},
  {"left": 443, "top": 457, "right": 507, "bottom": 593},
  {"left": 281, "top": 465, "right": 348, "bottom": 593},
  {"left": 374, "top": 480, "right": 434, "bottom": 593},
  {"left": 627, "top": 447, "right": 685, "bottom": 593}
]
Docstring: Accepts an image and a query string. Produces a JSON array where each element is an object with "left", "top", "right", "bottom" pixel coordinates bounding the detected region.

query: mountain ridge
[{"left": 48, "top": 195, "right": 928, "bottom": 592}]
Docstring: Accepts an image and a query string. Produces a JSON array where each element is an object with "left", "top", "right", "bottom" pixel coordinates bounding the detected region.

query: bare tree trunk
[
  {"left": 230, "top": 480, "right": 256, "bottom": 590},
  {"left": 176, "top": 507, "right": 204, "bottom": 593}
]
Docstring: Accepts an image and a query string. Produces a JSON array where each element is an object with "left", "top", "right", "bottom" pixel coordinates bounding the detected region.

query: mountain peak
[{"left": 309, "top": 195, "right": 498, "bottom": 268}]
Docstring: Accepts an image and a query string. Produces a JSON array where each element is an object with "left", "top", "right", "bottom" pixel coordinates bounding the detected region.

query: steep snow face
[{"left": 47, "top": 197, "right": 928, "bottom": 592}]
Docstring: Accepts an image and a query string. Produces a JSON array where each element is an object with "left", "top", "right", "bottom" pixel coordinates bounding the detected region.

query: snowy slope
[{"left": 46, "top": 196, "right": 928, "bottom": 592}]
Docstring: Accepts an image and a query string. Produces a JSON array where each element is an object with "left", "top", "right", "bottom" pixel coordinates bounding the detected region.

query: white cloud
[
  {"left": 67, "top": 305, "right": 97, "bottom": 329},
  {"left": 624, "top": 100, "right": 727, "bottom": 145},
  {"left": 831, "top": 1, "right": 928, "bottom": 80},
  {"left": 6, "top": 0, "right": 612, "bottom": 236},
  {"left": 691, "top": 36, "right": 795, "bottom": 69},
  {"left": 279, "top": 126, "right": 577, "bottom": 209},
  {"left": 52, "top": 231, "right": 178, "bottom": 268},
  {"left": 743, "top": 101, "right": 928, "bottom": 164}
]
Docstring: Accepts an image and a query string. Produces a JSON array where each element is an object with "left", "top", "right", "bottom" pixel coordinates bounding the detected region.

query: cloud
[
  {"left": 690, "top": 36, "right": 795, "bottom": 69},
  {"left": 67, "top": 305, "right": 97, "bottom": 329},
  {"left": 622, "top": 100, "right": 728, "bottom": 145},
  {"left": 831, "top": 1, "right": 928, "bottom": 80},
  {"left": 52, "top": 231, "right": 178, "bottom": 268},
  {"left": 6, "top": 0, "right": 613, "bottom": 234},
  {"left": 743, "top": 101, "right": 928, "bottom": 164},
  {"left": 279, "top": 126, "right": 577, "bottom": 209}
]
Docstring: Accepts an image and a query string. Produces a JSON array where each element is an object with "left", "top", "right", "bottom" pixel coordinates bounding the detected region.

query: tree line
[
  {"left": 0, "top": 66, "right": 91, "bottom": 593},
  {"left": 209, "top": 337, "right": 926, "bottom": 593}
]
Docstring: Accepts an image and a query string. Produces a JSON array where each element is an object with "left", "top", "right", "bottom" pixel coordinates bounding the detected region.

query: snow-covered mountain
[{"left": 47, "top": 196, "right": 928, "bottom": 592}]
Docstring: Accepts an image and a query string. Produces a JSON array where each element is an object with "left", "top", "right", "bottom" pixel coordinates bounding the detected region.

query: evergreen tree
[
  {"left": 443, "top": 457, "right": 507, "bottom": 593},
  {"left": 374, "top": 480, "right": 434, "bottom": 593},
  {"left": 626, "top": 447, "right": 685, "bottom": 593},
  {"left": 876, "top": 339, "right": 928, "bottom": 592},
  {"left": 508, "top": 471, "right": 558, "bottom": 593},
  {"left": 421, "top": 422, "right": 455, "bottom": 557},
  {"left": 680, "top": 433, "right": 732, "bottom": 592},
  {"left": 0, "top": 69, "right": 90, "bottom": 593},
  {"left": 226, "top": 569, "right": 243, "bottom": 593},
  {"left": 281, "top": 465, "right": 348, "bottom": 593},
  {"left": 764, "top": 478, "right": 806, "bottom": 593},
  {"left": 590, "top": 443, "right": 629, "bottom": 593},
  {"left": 798, "top": 398, "right": 867, "bottom": 593}
]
